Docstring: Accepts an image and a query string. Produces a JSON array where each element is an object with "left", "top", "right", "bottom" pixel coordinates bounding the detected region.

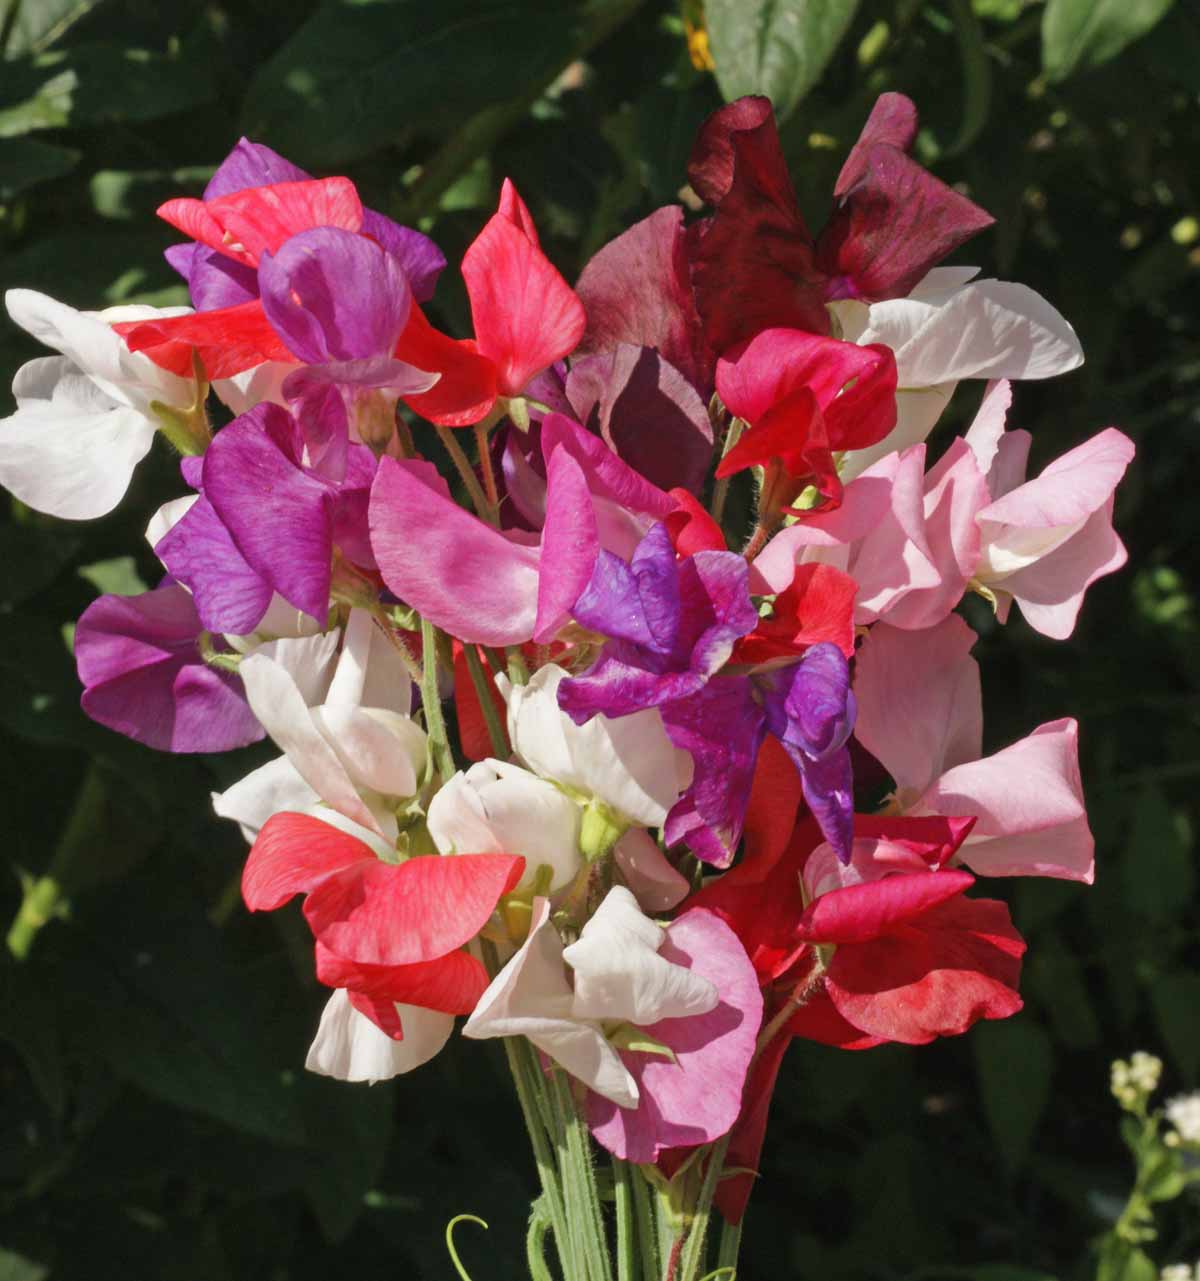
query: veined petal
[
  {"left": 305, "top": 989, "right": 453, "bottom": 1083},
  {"left": 243, "top": 811, "right": 374, "bottom": 911},
  {"left": 463, "top": 208, "right": 586, "bottom": 396}
]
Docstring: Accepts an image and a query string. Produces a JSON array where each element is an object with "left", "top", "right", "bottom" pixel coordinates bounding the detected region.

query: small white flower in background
[
  {"left": 1165, "top": 1092, "right": 1200, "bottom": 1146},
  {"left": 428, "top": 759, "right": 584, "bottom": 893},
  {"left": 0, "top": 290, "right": 199, "bottom": 518},
  {"left": 1111, "top": 1052, "right": 1163, "bottom": 1110},
  {"left": 500, "top": 663, "right": 692, "bottom": 831},
  {"left": 1159, "top": 1264, "right": 1199, "bottom": 1281}
]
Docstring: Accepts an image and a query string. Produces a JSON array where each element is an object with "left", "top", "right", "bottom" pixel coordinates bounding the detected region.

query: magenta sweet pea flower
[{"left": 75, "top": 581, "right": 264, "bottom": 753}]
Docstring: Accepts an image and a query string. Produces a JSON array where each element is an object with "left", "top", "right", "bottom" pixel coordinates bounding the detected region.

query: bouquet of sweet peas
[{"left": 0, "top": 91, "right": 1134, "bottom": 1280}]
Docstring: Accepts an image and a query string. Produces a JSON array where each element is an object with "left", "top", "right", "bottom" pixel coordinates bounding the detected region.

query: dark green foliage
[{"left": 1, "top": 0, "right": 1198, "bottom": 1277}]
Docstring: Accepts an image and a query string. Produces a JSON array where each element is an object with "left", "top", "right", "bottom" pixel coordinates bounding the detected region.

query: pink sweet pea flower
[
  {"left": 966, "top": 398, "right": 1135, "bottom": 639},
  {"left": 853, "top": 616, "right": 1095, "bottom": 882},
  {"left": 368, "top": 415, "right": 674, "bottom": 646}
]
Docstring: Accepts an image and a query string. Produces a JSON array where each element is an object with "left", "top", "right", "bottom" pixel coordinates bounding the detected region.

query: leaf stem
[
  {"left": 420, "top": 616, "right": 456, "bottom": 782},
  {"left": 436, "top": 424, "right": 497, "bottom": 525}
]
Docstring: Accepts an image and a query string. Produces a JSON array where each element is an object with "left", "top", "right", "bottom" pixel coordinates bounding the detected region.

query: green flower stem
[
  {"left": 552, "top": 1069, "right": 613, "bottom": 1281},
  {"left": 504, "top": 1039, "right": 571, "bottom": 1275},
  {"left": 715, "top": 1219, "right": 741, "bottom": 1276},
  {"left": 678, "top": 1136, "right": 731, "bottom": 1281},
  {"left": 435, "top": 424, "right": 497, "bottom": 525},
  {"left": 463, "top": 642, "right": 509, "bottom": 758},
  {"left": 475, "top": 420, "right": 501, "bottom": 510},
  {"left": 419, "top": 617, "right": 456, "bottom": 782},
  {"left": 612, "top": 1159, "right": 635, "bottom": 1281},
  {"left": 527, "top": 1197, "right": 556, "bottom": 1281},
  {"left": 708, "top": 417, "right": 743, "bottom": 527},
  {"left": 630, "top": 1164, "right": 659, "bottom": 1281}
]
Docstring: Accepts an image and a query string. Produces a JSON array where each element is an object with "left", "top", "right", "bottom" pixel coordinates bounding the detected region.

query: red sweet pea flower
[
  {"left": 688, "top": 93, "right": 995, "bottom": 356},
  {"left": 732, "top": 561, "right": 858, "bottom": 664},
  {"left": 396, "top": 179, "right": 586, "bottom": 426},
  {"left": 684, "top": 740, "right": 1024, "bottom": 1222},
  {"left": 243, "top": 811, "right": 524, "bottom": 1037},
  {"left": 714, "top": 327, "right": 898, "bottom": 512}
]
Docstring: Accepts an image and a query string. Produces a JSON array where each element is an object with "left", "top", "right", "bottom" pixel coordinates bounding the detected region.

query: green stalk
[
  {"left": 715, "top": 1219, "right": 742, "bottom": 1276},
  {"left": 435, "top": 424, "right": 496, "bottom": 525},
  {"left": 420, "top": 617, "right": 456, "bottom": 782},
  {"left": 612, "top": 1159, "right": 635, "bottom": 1281},
  {"left": 677, "top": 1137, "right": 731, "bottom": 1281},
  {"left": 527, "top": 1198, "right": 556, "bottom": 1281},
  {"left": 463, "top": 643, "right": 509, "bottom": 758},
  {"left": 630, "top": 1166, "right": 659, "bottom": 1281},
  {"left": 505, "top": 1039, "right": 571, "bottom": 1276},
  {"left": 552, "top": 1070, "right": 613, "bottom": 1281},
  {"left": 708, "top": 418, "right": 743, "bottom": 527}
]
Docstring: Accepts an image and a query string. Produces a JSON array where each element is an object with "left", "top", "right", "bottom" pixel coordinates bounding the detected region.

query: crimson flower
[{"left": 688, "top": 93, "right": 995, "bottom": 356}]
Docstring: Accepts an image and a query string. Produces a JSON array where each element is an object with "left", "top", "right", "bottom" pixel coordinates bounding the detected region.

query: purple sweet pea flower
[
  {"left": 558, "top": 523, "right": 857, "bottom": 865},
  {"left": 165, "top": 139, "right": 445, "bottom": 312},
  {"left": 75, "top": 581, "right": 263, "bottom": 753},
  {"left": 160, "top": 402, "right": 379, "bottom": 633}
]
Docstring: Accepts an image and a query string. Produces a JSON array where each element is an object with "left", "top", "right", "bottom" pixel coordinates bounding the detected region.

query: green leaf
[
  {"left": 77, "top": 555, "right": 147, "bottom": 597},
  {"left": 299, "top": 1076, "right": 395, "bottom": 1241},
  {"left": 0, "top": 135, "right": 77, "bottom": 199},
  {"left": 1, "top": 0, "right": 106, "bottom": 57},
  {"left": 1149, "top": 971, "right": 1200, "bottom": 1082},
  {"left": 1042, "top": 0, "right": 1177, "bottom": 82},
  {"left": 1141, "top": 1147, "right": 1186, "bottom": 1203},
  {"left": 1096, "top": 1240, "right": 1158, "bottom": 1281},
  {"left": 946, "top": 0, "right": 992, "bottom": 155},
  {"left": 973, "top": 1019, "right": 1054, "bottom": 1173},
  {"left": 242, "top": 0, "right": 632, "bottom": 169},
  {"left": 1122, "top": 784, "right": 1194, "bottom": 920},
  {"left": 0, "top": 1247, "right": 49, "bottom": 1281},
  {"left": 0, "top": 67, "right": 74, "bottom": 137},
  {"left": 705, "top": 0, "right": 861, "bottom": 124},
  {"left": 0, "top": 522, "right": 80, "bottom": 607}
]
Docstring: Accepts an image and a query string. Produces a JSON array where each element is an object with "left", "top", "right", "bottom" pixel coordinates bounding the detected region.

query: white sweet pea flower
[
  {"left": 427, "top": 760, "right": 584, "bottom": 892},
  {"left": 0, "top": 290, "right": 199, "bottom": 518},
  {"left": 500, "top": 663, "right": 692, "bottom": 830},
  {"left": 563, "top": 886, "right": 716, "bottom": 1025},
  {"left": 833, "top": 270, "right": 1084, "bottom": 481},
  {"left": 214, "top": 609, "right": 424, "bottom": 843},
  {"left": 464, "top": 888, "right": 716, "bottom": 1108},
  {"left": 306, "top": 989, "right": 453, "bottom": 1084}
]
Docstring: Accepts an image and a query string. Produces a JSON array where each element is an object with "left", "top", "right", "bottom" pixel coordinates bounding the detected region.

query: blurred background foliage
[{"left": 0, "top": 0, "right": 1198, "bottom": 1277}]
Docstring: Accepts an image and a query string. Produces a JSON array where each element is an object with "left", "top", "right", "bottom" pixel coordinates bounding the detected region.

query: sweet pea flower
[
  {"left": 0, "top": 291, "right": 199, "bottom": 519},
  {"left": 558, "top": 523, "right": 856, "bottom": 865},
  {"left": 427, "top": 759, "right": 584, "bottom": 893},
  {"left": 306, "top": 987, "right": 453, "bottom": 1084},
  {"left": 713, "top": 327, "right": 898, "bottom": 513},
  {"left": 244, "top": 810, "right": 524, "bottom": 1044},
  {"left": 854, "top": 616, "right": 1095, "bottom": 881},
  {"left": 500, "top": 662, "right": 691, "bottom": 831},
  {"left": 965, "top": 391, "right": 1135, "bottom": 638},
  {"left": 233, "top": 612, "right": 426, "bottom": 844},
  {"left": 464, "top": 887, "right": 760, "bottom": 1160},
  {"left": 213, "top": 608, "right": 413, "bottom": 842},
  {"left": 368, "top": 414, "right": 675, "bottom": 646},
  {"left": 686, "top": 93, "right": 994, "bottom": 355},
  {"left": 74, "top": 579, "right": 338, "bottom": 755},
  {"left": 156, "top": 400, "right": 380, "bottom": 633},
  {"left": 833, "top": 272, "right": 1085, "bottom": 481}
]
